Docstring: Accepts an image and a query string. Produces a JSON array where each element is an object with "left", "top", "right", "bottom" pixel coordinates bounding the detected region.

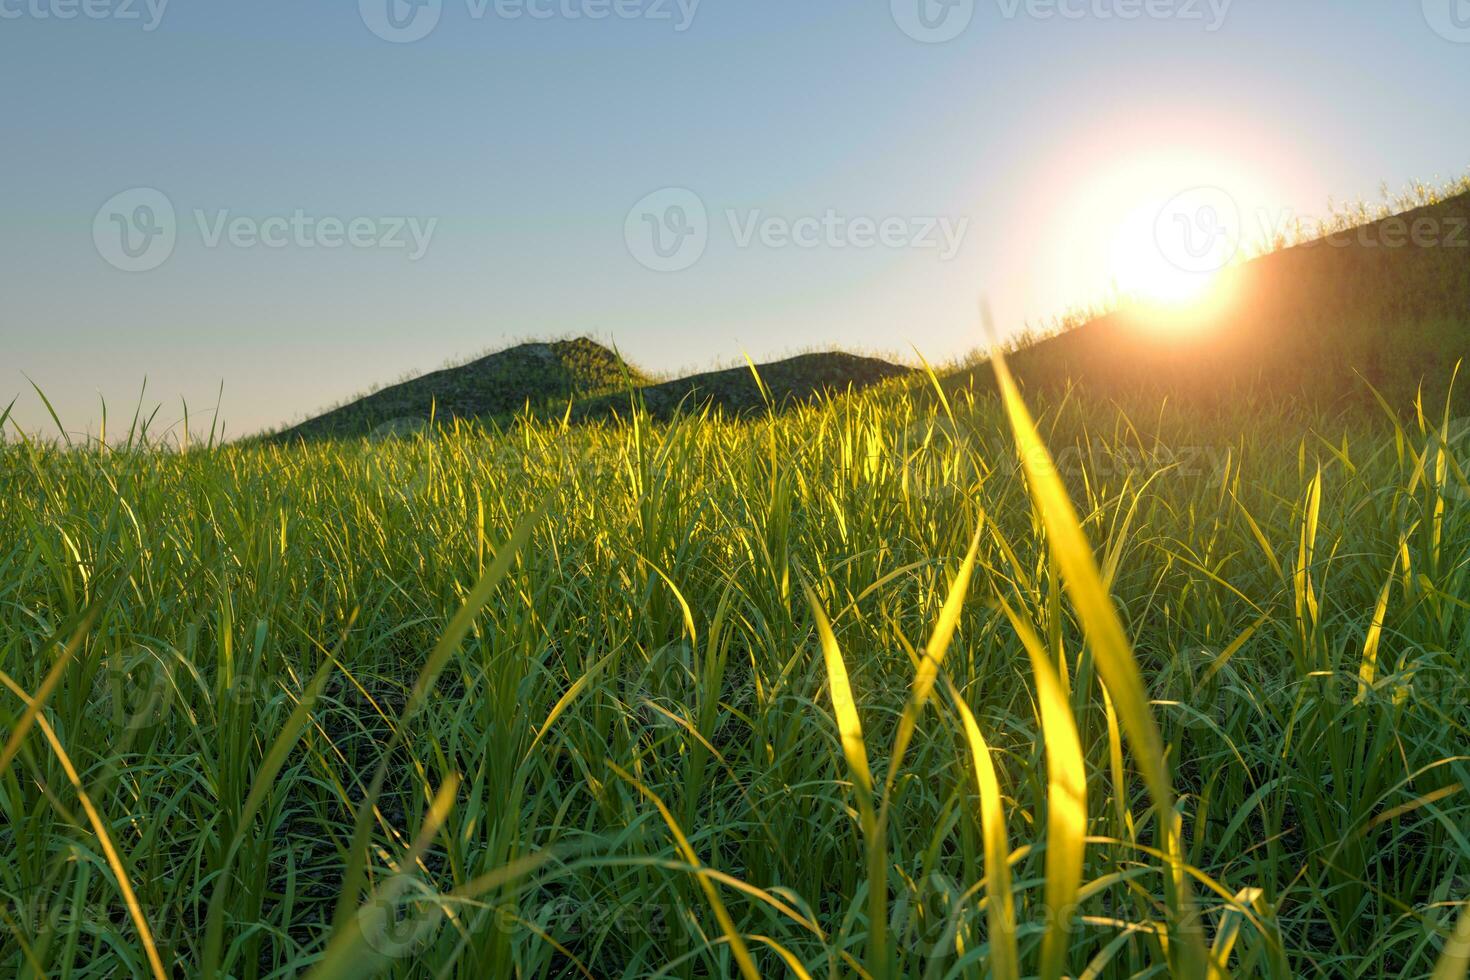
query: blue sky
[{"left": 3, "top": 0, "right": 1468, "bottom": 437}]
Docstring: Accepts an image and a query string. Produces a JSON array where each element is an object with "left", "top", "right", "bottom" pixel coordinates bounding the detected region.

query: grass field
[{"left": 4, "top": 351, "right": 1470, "bottom": 978}]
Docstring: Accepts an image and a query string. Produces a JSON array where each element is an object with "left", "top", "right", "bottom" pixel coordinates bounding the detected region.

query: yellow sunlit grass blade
[
  {"left": 1100, "top": 685, "right": 1134, "bottom": 842},
  {"left": 990, "top": 345, "right": 1212, "bottom": 977},
  {"left": 749, "top": 935, "right": 815, "bottom": 980},
  {"left": 1201, "top": 613, "right": 1271, "bottom": 685},
  {"left": 807, "top": 588, "right": 873, "bottom": 798},
  {"left": 1356, "top": 542, "right": 1402, "bottom": 702},
  {"left": 888, "top": 522, "right": 983, "bottom": 790},
  {"left": 1433, "top": 900, "right": 1470, "bottom": 980},
  {"left": 1211, "top": 887, "right": 1264, "bottom": 973},
  {"left": 997, "top": 598, "right": 1084, "bottom": 980},
  {"left": 945, "top": 676, "right": 1018, "bottom": 980},
  {"left": 1295, "top": 467, "right": 1322, "bottom": 630},
  {"left": 0, "top": 613, "right": 93, "bottom": 778},
  {"left": 0, "top": 667, "right": 172, "bottom": 980},
  {"left": 807, "top": 588, "right": 886, "bottom": 976},
  {"left": 527, "top": 648, "right": 617, "bottom": 755}
]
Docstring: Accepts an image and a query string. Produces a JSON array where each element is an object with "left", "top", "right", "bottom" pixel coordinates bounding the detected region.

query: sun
[
  {"left": 1018, "top": 138, "right": 1292, "bottom": 334},
  {"left": 1111, "top": 231, "right": 1221, "bottom": 307},
  {"left": 1107, "top": 194, "right": 1238, "bottom": 311}
]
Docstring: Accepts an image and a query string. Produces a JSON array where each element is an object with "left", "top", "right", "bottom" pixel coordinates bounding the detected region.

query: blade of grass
[
  {"left": 1356, "top": 543, "right": 1402, "bottom": 702},
  {"left": 1433, "top": 900, "right": 1470, "bottom": 980},
  {"left": 0, "top": 612, "right": 95, "bottom": 778},
  {"left": 990, "top": 344, "right": 1212, "bottom": 977},
  {"left": 887, "top": 521, "right": 983, "bottom": 792},
  {"left": 0, "top": 673, "right": 170, "bottom": 980},
  {"left": 608, "top": 762, "right": 760, "bottom": 980},
  {"left": 807, "top": 587, "right": 885, "bottom": 977},
  {"left": 944, "top": 675, "right": 1018, "bottom": 980},
  {"left": 997, "top": 596, "right": 1085, "bottom": 980}
]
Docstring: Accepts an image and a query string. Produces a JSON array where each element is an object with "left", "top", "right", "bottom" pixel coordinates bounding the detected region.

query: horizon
[{"left": 3, "top": 2, "right": 1469, "bottom": 437}]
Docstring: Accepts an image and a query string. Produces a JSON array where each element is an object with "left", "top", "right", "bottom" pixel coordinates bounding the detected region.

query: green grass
[
  {"left": 4, "top": 360, "right": 1470, "bottom": 978},
  {"left": 6, "top": 177, "right": 1470, "bottom": 978}
]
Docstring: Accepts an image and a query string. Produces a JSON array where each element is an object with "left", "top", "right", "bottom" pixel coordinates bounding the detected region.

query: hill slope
[
  {"left": 572, "top": 351, "right": 911, "bottom": 422},
  {"left": 276, "top": 338, "right": 642, "bottom": 441},
  {"left": 275, "top": 342, "right": 911, "bottom": 440},
  {"left": 985, "top": 186, "right": 1470, "bottom": 411}
]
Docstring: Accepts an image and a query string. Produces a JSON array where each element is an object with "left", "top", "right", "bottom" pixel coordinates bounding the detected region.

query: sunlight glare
[{"left": 1022, "top": 139, "right": 1293, "bottom": 336}]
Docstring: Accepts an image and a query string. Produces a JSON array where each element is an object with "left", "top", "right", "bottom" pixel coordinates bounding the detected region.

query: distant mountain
[
  {"left": 572, "top": 351, "right": 912, "bottom": 422},
  {"left": 274, "top": 338, "right": 642, "bottom": 441},
  {"left": 272, "top": 341, "right": 912, "bottom": 441}
]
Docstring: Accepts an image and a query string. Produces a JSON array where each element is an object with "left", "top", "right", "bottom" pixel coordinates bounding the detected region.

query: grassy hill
[
  {"left": 979, "top": 183, "right": 1470, "bottom": 412},
  {"left": 274, "top": 341, "right": 911, "bottom": 441},
  {"left": 573, "top": 350, "right": 911, "bottom": 422},
  {"left": 273, "top": 337, "right": 644, "bottom": 442}
]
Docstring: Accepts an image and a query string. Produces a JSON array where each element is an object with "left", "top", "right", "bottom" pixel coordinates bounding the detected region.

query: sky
[{"left": 2, "top": 0, "right": 1468, "bottom": 439}]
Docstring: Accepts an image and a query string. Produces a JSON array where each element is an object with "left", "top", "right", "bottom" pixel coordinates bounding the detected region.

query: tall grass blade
[
  {"left": 807, "top": 588, "right": 885, "bottom": 977},
  {"left": 609, "top": 763, "right": 761, "bottom": 980},
  {"left": 990, "top": 344, "right": 1211, "bottom": 977},
  {"left": 1433, "top": 900, "right": 1470, "bottom": 980},
  {"left": 945, "top": 676, "right": 1019, "bottom": 980},
  {"left": 997, "top": 597, "right": 1085, "bottom": 980}
]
